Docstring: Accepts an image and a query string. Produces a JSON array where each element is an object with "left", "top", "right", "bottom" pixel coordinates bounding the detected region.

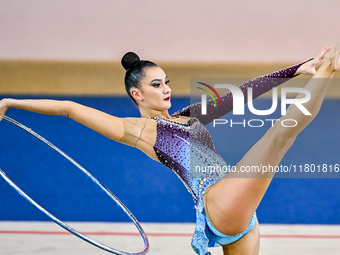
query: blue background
[{"left": 0, "top": 95, "right": 339, "bottom": 224}]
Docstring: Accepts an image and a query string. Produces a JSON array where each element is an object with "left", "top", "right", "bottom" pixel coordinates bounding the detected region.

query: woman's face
[{"left": 133, "top": 66, "right": 172, "bottom": 111}]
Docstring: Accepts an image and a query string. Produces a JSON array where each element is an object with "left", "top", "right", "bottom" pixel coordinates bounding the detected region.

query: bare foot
[{"left": 330, "top": 41, "right": 340, "bottom": 72}]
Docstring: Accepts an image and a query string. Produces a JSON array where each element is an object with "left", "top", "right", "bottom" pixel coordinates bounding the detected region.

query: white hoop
[{"left": 0, "top": 115, "right": 149, "bottom": 255}]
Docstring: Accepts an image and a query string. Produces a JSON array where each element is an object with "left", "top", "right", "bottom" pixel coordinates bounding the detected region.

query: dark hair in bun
[
  {"left": 121, "top": 52, "right": 157, "bottom": 106},
  {"left": 121, "top": 52, "right": 140, "bottom": 70}
]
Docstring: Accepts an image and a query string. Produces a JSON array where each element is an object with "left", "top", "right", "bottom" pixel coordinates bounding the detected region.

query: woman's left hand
[{"left": 296, "top": 45, "right": 332, "bottom": 75}]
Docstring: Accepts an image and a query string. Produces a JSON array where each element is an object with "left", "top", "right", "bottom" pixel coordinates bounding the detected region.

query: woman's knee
[
  {"left": 266, "top": 124, "right": 297, "bottom": 154},
  {"left": 270, "top": 118, "right": 299, "bottom": 143}
]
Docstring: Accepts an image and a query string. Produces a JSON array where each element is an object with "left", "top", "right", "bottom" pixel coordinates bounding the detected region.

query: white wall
[{"left": 0, "top": 0, "right": 339, "bottom": 62}]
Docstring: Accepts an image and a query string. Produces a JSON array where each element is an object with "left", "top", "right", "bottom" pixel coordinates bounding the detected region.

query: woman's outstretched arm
[
  {"left": 172, "top": 46, "right": 330, "bottom": 126},
  {"left": 203, "top": 44, "right": 338, "bottom": 242},
  {"left": 0, "top": 99, "right": 125, "bottom": 141}
]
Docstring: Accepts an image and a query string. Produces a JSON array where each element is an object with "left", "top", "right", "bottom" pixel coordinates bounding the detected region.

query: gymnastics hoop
[{"left": 0, "top": 115, "right": 149, "bottom": 255}]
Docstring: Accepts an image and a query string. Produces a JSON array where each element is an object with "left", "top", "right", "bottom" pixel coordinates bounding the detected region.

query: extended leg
[{"left": 204, "top": 45, "right": 339, "bottom": 244}]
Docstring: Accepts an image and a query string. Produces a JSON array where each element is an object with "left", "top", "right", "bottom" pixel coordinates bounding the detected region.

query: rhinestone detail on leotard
[
  {"left": 150, "top": 116, "right": 224, "bottom": 203},
  {"left": 149, "top": 60, "right": 310, "bottom": 255}
]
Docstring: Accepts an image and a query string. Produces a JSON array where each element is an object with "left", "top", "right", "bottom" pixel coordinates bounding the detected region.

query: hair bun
[{"left": 121, "top": 52, "right": 140, "bottom": 70}]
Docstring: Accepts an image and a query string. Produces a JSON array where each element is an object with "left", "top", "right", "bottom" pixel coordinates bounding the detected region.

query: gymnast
[{"left": 0, "top": 43, "right": 339, "bottom": 255}]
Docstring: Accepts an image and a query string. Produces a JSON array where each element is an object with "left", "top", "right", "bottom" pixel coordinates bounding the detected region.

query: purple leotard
[{"left": 150, "top": 60, "right": 311, "bottom": 255}]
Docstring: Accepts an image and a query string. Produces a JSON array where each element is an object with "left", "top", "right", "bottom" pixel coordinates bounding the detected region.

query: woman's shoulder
[{"left": 117, "top": 116, "right": 160, "bottom": 162}]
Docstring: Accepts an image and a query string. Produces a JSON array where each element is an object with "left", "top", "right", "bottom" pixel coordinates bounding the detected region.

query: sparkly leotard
[{"left": 148, "top": 60, "right": 310, "bottom": 255}]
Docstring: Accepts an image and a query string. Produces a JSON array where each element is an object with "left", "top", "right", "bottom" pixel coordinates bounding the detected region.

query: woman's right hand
[{"left": 0, "top": 98, "right": 9, "bottom": 121}]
